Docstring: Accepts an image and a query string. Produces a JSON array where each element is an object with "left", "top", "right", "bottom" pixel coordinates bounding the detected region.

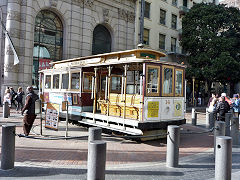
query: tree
[{"left": 181, "top": 3, "right": 240, "bottom": 95}]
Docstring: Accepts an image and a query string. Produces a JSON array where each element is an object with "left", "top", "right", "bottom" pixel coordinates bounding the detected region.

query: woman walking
[{"left": 15, "top": 87, "right": 25, "bottom": 112}]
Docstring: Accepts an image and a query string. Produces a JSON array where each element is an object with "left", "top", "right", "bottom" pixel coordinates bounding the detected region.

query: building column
[{"left": 3, "top": 0, "right": 20, "bottom": 89}]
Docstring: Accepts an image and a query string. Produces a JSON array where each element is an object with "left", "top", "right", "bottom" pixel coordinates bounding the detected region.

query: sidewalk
[{"left": 0, "top": 108, "right": 239, "bottom": 179}]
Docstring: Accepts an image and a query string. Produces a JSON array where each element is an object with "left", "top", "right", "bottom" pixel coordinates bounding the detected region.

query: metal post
[
  {"left": 206, "top": 112, "right": 215, "bottom": 129},
  {"left": 87, "top": 140, "right": 106, "bottom": 180},
  {"left": 88, "top": 127, "right": 102, "bottom": 142},
  {"left": 191, "top": 108, "right": 197, "bottom": 125},
  {"left": 40, "top": 100, "right": 43, "bottom": 136},
  {"left": 166, "top": 125, "right": 180, "bottom": 168},
  {"left": 206, "top": 109, "right": 209, "bottom": 128},
  {"left": 209, "top": 112, "right": 215, "bottom": 129},
  {"left": 215, "top": 136, "right": 232, "bottom": 180},
  {"left": 65, "top": 103, "right": 69, "bottom": 138},
  {"left": 3, "top": 101, "right": 9, "bottom": 118},
  {"left": 139, "top": 0, "right": 145, "bottom": 44},
  {"left": 1, "top": 124, "right": 15, "bottom": 170},
  {"left": 231, "top": 117, "right": 239, "bottom": 145},
  {"left": 214, "top": 121, "right": 225, "bottom": 154},
  {"left": 192, "top": 77, "right": 195, "bottom": 106},
  {"left": 225, "top": 113, "right": 232, "bottom": 136}
]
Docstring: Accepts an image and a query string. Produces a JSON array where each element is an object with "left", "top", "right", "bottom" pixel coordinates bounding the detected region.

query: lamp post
[
  {"left": 139, "top": 0, "right": 145, "bottom": 44},
  {"left": 192, "top": 77, "right": 195, "bottom": 107}
]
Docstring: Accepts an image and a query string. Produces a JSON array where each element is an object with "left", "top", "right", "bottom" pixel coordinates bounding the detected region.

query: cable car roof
[{"left": 40, "top": 49, "right": 186, "bottom": 73}]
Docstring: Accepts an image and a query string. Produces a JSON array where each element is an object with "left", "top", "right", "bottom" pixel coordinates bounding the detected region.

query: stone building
[
  {"left": 134, "top": 0, "right": 218, "bottom": 63},
  {"left": 0, "top": 0, "right": 136, "bottom": 100},
  {"left": 220, "top": 0, "right": 240, "bottom": 8}
]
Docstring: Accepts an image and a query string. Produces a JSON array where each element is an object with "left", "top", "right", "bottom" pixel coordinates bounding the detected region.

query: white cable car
[{"left": 40, "top": 49, "right": 186, "bottom": 139}]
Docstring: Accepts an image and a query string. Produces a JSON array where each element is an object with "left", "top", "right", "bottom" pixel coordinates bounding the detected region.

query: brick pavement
[{"left": 0, "top": 107, "right": 239, "bottom": 179}]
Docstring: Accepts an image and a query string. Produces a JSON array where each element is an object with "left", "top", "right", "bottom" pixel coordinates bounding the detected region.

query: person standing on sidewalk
[
  {"left": 3, "top": 89, "right": 11, "bottom": 116},
  {"left": 232, "top": 94, "right": 240, "bottom": 117},
  {"left": 10, "top": 87, "right": 17, "bottom": 108},
  {"left": 21, "top": 86, "right": 39, "bottom": 136},
  {"left": 15, "top": 87, "right": 25, "bottom": 112},
  {"left": 215, "top": 96, "right": 230, "bottom": 121}
]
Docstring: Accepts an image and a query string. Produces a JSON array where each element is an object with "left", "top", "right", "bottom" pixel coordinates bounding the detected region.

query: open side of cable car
[{"left": 40, "top": 49, "right": 186, "bottom": 139}]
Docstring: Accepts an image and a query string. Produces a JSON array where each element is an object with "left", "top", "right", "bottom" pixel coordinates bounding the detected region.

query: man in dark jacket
[
  {"left": 21, "top": 86, "right": 39, "bottom": 136},
  {"left": 10, "top": 87, "right": 17, "bottom": 108},
  {"left": 215, "top": 96, "right": 230, "bottom": 121}
]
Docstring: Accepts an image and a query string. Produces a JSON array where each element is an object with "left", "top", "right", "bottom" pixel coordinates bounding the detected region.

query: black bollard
[{"left": 1, "top": 124, "right": 16, "bottom": 170}]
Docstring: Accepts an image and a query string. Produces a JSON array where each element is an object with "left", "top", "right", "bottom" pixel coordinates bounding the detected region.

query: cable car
[{"left": 40, "top": 49, "right": 186, "bottom": 139}]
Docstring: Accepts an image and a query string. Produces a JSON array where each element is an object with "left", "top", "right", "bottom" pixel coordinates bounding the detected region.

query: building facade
[
  {"left": 135, "top": 0, "right": 218, "bottom": 63},
  {"left": 220, "top": 0, "right": 240, "bottom": 8},
  {"left": 0, "top": 0, "right": 136, "bottom": 100}
]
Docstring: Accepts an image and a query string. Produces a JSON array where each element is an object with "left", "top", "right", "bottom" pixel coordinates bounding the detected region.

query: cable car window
[
  {"left": 111, "top": 76, "right": 121, "bottom": 92},
  {"left": 62, "top": 74, "right": 69, "bottom": 89},
  {"left": 53, "top": 74, "right": 59, "bottom": 89},
  {"left": 83, "top": 73, "right": 94, "bottom": 91},
  {"left": 101, "top": 75, "right": 106, "bottom": 91},
  {"left": 127, "top": 85, "right": 135, "bottom": 94},
  {"left": 71, "top": 72, "right": 80, "bottom": 89},
  {"left": 45, "top": 75, "right": 51, "bottom": 89},
  {"left": 175, "top": 69, "right": 183, "bottom": 96},
  {"left": 146, "top": 66, "right": 160, "bottom": 96},
  {"left": 163, "top": 66, "right": 174, "bottom": 96}
]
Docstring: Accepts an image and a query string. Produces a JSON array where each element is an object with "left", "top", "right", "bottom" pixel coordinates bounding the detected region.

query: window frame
[
  {"left": 70, "top": 71, "right": 81, "bottom": 91},
  {"left": 110, "top": 75, "right": 122, "bottom": 93},
  {"left": 143, "top": 28, "right": 150, "bottom": 45},
  {"left": 162, "top": 65, "right": 174, "bottom": 97},
  {"left": 175, "top": 68, "right": 184, "bottom": 97},
  {"left": 44, "top": 74, "right": 52, "bottom": 90},
  {"left": 83, "top": 72, "right": 94, "bottom": 92},
  {"left": 171, "top": 14, "right": 177, "bottom": 29},
  {"left": 144, "top": 1, "right": 151, "bottom": 19},
  {"left": 52, "top": 73, "right": 60, "bottom": 90},
  {"left": 160, "top": 9, "right": 166, "bottom": 25},
  {"left": 145, "top": 65, "right": 161, "bottom": 97},
  {"left": 100, "top": 73, "right": 107, "bottom": 92},
  {"left": 61, "top": 72, "right": 70, "bottom": 91},
  {"left": 172, "top": 0, "right": 178, "bottom": 6},
  {"left": 171, "top": 37, "right": 177, "bottom": 52},
  {"left": 159, "top": 33, "right": 166, "bottom": 50}
]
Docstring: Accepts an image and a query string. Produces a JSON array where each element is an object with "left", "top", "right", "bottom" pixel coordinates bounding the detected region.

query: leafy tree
[{"left": 181, "top": 3, "right": 240, "bottom": 95}]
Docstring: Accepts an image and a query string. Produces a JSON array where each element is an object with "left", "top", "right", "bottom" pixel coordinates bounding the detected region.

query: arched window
[
  {"left": 92, "top": 25, "right": 111, "bottom": 55},
  {"left": 33, "top": 10, "right": 63, "bottom": 88}
]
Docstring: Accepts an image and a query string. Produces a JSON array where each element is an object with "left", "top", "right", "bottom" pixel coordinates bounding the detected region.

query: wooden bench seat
[{"left": 98, "top": 93, "right": 141, "bottom": 120}]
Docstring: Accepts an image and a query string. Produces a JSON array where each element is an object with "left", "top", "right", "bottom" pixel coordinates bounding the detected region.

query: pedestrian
[
  {"left": 232, "top": 94, "right": 240, "bottom": 117},
  {"left": 15, "top": 87, "right": 25, "bottom": 112},
  {"left": 208, "top": 95, "right": 218, "bottom": 112},
  {"left": 208, "top": 92, "right": 216, "bottom": 107},
  {"left": 215, "top": 96, "right": 230, "bottom": 121},
  {"left": 3, "top": 89, "right": 11, "bottom": 116},
  {"left": 9, "top": 87, "right": 17, "bottom": 108},
  {"left": 21, "top": 86, "right": 39, "bottom": 136}
]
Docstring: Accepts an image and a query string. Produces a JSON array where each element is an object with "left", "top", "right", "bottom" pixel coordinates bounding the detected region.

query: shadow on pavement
[
  {"left": 0, "top": 166, "right": 87, "bottom": 177},
  {"left": 179, "top": 164, "right": 214, "bottom": 169},
  {"left": 105, "top": 169, "right": 184, "bottom": 176}
]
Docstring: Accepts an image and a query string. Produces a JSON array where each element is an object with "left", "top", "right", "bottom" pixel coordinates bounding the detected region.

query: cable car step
[{"left": 78, "top": 118, "right": 143, "bottom": 135}]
